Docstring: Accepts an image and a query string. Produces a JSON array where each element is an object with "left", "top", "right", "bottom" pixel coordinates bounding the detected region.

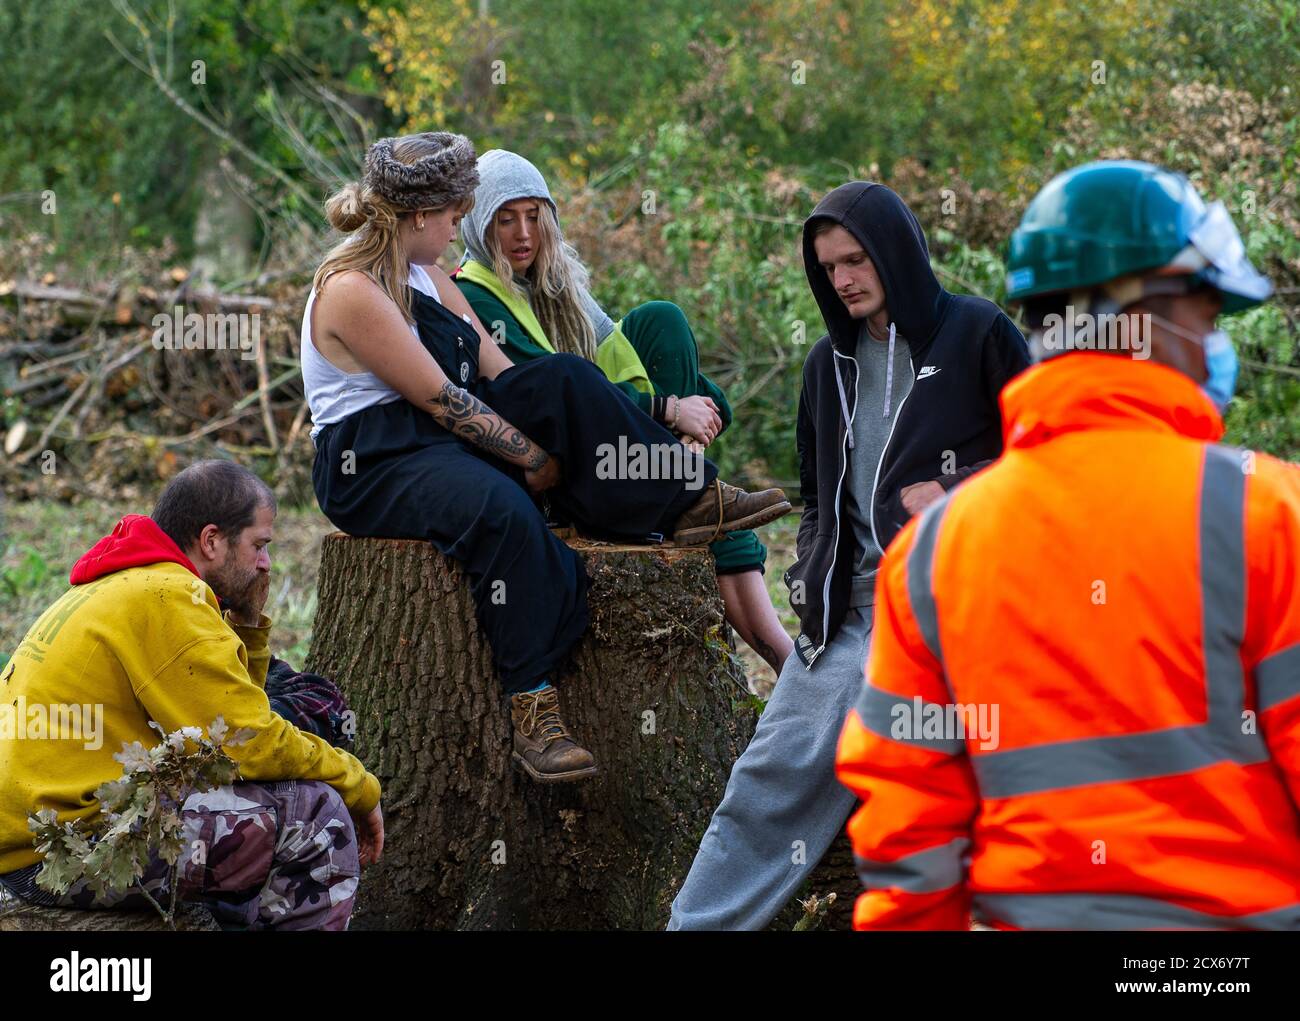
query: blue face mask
[
  {"left": 1199, "top": 329, "right": 1239, "bottom": 413},
  {"left": 1149, "top": 314, "right": 1238, "bottom": 414}
]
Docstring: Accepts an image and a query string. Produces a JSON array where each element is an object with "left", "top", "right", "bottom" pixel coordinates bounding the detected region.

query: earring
[{"left": 414, "top": 218, "right": 425, "bottom": 232}]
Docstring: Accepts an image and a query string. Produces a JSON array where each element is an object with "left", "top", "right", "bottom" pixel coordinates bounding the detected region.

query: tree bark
[{"left": 307, "top": 530, "right": 761, "bottom": 930}]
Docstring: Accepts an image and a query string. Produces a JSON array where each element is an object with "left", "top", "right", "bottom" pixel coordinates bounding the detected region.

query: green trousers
[{"left": 620, "top": 300, "right": 767, "bottom": 575}]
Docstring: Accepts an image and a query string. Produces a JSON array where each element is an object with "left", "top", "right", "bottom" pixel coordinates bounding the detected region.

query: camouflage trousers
[{"left": 44, "top": 780, "right": 359, "bottom": 930}]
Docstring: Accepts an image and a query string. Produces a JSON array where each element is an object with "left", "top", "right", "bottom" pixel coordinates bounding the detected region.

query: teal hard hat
[{"left": 1006, "top": 160, "right": 1272, "bottom": 315}]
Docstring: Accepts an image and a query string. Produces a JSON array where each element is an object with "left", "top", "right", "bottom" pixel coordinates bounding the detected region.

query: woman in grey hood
[{"left": 453, "top": 149, "right": 793, "bottom": 675}]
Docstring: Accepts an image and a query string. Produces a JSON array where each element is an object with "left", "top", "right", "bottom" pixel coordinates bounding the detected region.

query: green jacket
[{"left": 452, "top": 258, "right": 656, "bottom": 415}]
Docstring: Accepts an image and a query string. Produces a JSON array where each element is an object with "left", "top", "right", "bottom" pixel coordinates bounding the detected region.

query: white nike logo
[{"left": 916, "top": 366, "right": 941, "bottom": 379}]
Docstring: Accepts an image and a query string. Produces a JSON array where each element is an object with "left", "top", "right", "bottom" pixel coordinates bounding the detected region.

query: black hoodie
[{"left": 786, "top": 182, "right": 1030, "bottom": 668}]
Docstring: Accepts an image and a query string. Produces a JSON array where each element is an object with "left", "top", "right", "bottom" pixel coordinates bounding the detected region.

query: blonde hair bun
[{"left": 325, "top": 182, "right": 372, "bottom": 233}]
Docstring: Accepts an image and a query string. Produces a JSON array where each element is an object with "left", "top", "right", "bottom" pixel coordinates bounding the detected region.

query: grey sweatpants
[{"left": 668, "top": 604, "right": 874, "bottom": 930}]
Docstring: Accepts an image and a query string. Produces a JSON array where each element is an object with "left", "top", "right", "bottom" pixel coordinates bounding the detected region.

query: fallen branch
[{"left": 1, "top": 279, "right": 275, "bottom": 316}]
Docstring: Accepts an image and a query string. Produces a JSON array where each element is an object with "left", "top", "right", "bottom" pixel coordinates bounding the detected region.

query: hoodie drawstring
[
  {"left": 883, "top": 321, "right": 897, "bottom": 418},
  {"left": 833, "top": 352, "right": 855, "bottom": 449}
]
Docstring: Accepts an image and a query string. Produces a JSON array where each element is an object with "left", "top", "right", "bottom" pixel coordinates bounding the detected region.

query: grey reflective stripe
[
  {"left": 853, "top": 683, "right": 963, "bottom": 756},
  {"left": 974, "top": 892, "right": 1300, "bottom": 931},
  {"left": 854, "top": 837, "right": 969, "bottom": 895},
  {"left": 970, "top": 725, "right": 1248, "bottom": 798},
  {"left": 969, "top": 444, "right": 1267, "bottom": 799},
  {"left": 905, "top": 498, "right": 951, "bottom": 669},
  {"left": 1200, "top": 445, "right": 1262, "bottom": 760},
  {"left": 1257, "top": 642, "right": 1300, "bottom": 712}
]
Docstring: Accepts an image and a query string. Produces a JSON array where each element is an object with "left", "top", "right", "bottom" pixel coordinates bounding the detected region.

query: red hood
[{"left": 70, "top": 514, "right": 200, "bottom": 585}]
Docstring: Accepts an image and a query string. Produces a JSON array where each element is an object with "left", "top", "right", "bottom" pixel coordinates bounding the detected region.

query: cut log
[{"left": 307, "top": 530, "right": 762, "bottom": 929}]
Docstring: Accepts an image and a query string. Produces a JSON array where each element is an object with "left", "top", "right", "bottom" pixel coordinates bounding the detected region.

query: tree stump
[{"left": 307, "top": 529, "right": 860, "bottom": 930}]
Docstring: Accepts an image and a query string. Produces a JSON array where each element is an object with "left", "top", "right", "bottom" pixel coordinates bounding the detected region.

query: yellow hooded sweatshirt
[{"left": 0, "top": 514, "right": 380, "bottom": 873}]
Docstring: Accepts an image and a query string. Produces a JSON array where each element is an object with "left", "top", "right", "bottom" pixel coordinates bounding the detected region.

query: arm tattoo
[
  {"left": 748, "top": 634, "right": 781, "bottom": 673},
  {"left": 428, "top": 381, "right": 547, "bottom": 468}
]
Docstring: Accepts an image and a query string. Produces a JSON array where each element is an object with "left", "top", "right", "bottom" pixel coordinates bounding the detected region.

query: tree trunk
[
  {"left": 307, "top": 530, "right": 760, "bottom": 930},
  {"left": 191, "top": 155, "right": 253, "bottom": 285}
]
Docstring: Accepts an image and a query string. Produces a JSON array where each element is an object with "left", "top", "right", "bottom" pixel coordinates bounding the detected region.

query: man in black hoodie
[{"left": 668, "top": 182, "right": 1029, "bottom": 929}]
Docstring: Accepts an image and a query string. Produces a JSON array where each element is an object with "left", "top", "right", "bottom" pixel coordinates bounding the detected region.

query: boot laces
[
  {"left": 521, "top": 687, "right": 572, "bottom": 744},
  {"left": 708, "top": 478, "right": 726, "bottom": 542}
]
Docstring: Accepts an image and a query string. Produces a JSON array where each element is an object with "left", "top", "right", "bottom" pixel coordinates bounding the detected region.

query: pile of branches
[{"left": 1, "top": 237, "right": 317, "bottom": 506}]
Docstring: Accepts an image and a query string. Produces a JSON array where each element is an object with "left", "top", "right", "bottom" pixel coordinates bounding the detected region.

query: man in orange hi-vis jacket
[{"left": 834, "top": 160, "right": 1300, "bottom": 930}]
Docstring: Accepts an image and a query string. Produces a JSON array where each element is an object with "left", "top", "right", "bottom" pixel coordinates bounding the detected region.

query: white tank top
[{"left": 300, "top": 264, "right": 441, "bottom": 442}]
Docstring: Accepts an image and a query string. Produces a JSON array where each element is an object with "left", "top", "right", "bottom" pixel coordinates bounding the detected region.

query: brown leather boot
[
  {"left": 671, "top": 477, "right": 794, "bottom": 546},
  {"left": 508, "top": 685, "right": 598, "bottom": 783}
]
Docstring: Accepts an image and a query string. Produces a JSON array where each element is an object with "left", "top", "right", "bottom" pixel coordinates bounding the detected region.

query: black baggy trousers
[{"left": 311, "top": 287, "right": 719, "bottom": 694}]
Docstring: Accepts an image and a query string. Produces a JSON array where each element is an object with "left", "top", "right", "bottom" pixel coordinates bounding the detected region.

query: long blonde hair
[
  {"left": 313, "top": 133, "right": 476, "bottom": 324},
  {"left": 485, "top": 203, "right": 598, "bottom": 360}
]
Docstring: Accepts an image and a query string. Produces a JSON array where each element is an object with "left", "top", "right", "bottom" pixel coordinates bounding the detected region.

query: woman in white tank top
[{"left": 300, "top": 263, "right": 440, "bottom": 442}]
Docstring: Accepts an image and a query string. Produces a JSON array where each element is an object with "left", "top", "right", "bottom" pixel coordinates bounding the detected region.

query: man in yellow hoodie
[{"left": 0, "top": 460, "right": 383, "bottom": 930}]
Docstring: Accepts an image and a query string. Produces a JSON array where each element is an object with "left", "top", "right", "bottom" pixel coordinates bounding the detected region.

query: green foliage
[
  {"left": 1226, "top": 303, "right": 1300, "bottom": 456},
  {"left": 0, "top": 548, "right": 53, "bottom": 601},
  {"left": 1167, "top": 0, "right": 1300, "bottom": 100},
  {"left": 28, "top": 717, "right": 251, "bottom": 926},
  {"left": 0, "top": 0, "right": 388, "bottom": 271},
  {"left": 735, "top": 693, "right": 768, "bottom": 717},
  {"left": 0, "top": 2, "right": 193, "bottom": 264}
]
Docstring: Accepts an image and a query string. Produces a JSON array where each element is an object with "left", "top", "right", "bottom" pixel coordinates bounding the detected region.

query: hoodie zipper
[
  {"left": 807, "top": 348, "right": 859, "bottom": 668},
  {"left": 868, "top": 346, "right": 917, "bottom": 555}
]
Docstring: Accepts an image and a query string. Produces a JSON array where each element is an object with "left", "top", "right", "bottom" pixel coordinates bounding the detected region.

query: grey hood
[{"left": 459, "top": 149, "right": 614, "bottom": 341}]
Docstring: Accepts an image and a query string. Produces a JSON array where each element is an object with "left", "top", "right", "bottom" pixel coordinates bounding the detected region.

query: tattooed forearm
[
  {"left": 747, "top": 634, "right": 782, "bottom": 674},
  {"left": 428, "top": 381, "right": 547, "bottom": 468}
]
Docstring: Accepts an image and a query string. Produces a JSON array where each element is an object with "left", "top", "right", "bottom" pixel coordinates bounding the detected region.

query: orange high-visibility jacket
[{"left": 834, "top": 352, "right": 1300, "bottom": 930}]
